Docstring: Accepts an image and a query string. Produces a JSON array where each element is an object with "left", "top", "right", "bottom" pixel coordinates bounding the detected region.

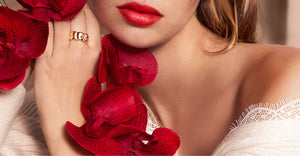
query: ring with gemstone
[{"left": 69, "top": 31, "right": 89, "bottom": 43}]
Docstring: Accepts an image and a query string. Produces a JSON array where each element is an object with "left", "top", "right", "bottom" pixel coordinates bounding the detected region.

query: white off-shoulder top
[{"left": 145, "top": 97, "right": 300, "bottom": 155}]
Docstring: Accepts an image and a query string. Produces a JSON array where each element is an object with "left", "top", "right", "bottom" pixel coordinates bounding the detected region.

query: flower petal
[
  {"left": 87, "top": 86, "right": 137, "bottom": 125},
  {"left": 81, "top": 77, "right": 103, "bottom": 120},
  {"left": 151, "top": 128, "right": 180, "bottom": 155},
  {"left": 123, "top": 104, "right": 148, "bottom": 131},
  {"left": 0, "top": 71, "right": 26, "bottom": 90},
  {"left": 17, "top": 0, "right": 49, "bottom": 8},
  {"left": 99, "top": 35, "right": 158, "bottom": 87},
  {"left": 27, "top": 20, "right": 48, "bottom": 58},
  {"left": 0, "top": 45, "right": 8, "bottom": 66},
  {"left": 0, "top": 52, "right": 30, "bottom": 80},
  {"left": 18, "top": 0, "right": 88, "bottom": 21},
  {"left": 106, "top": 124, "right": 142, "bottom": 138},
  {"left": 66, "top": 122, "right": 123, "bottom": 155},
  {"left": 133, "top": 132, "right": 157, "bottom": 152},
  {"left": 56, "top": 0, "right": 87, "bottom": 20},
  {"left": 0, "top": 7, "right": 47, "bottom": 80},
  {"left": 48, "top": 0, "right": 68, "bottom": 11},
  {"left": 1, "top": 7, "right": 33, "bottom": 51},
  {"left": 18, "top": 8, "right": 51, "bottom": 21},
  {"left": 105, "top": 104, "right": 147, "bottom": 138}
]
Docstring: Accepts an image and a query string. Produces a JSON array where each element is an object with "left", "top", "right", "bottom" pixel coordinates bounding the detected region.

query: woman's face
[{"left": 93, "top": 0, "right": 200, "bottom": 48}]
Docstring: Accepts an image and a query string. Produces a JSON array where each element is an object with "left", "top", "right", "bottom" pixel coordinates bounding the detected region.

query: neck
[
  {"left": 150, "top": 14, "right": 228, "bottom": 60},
  {"left": 150, "top": 15, "right": 205, "bottom": 61},
  {"left": 137, "top": 15, "right": 228, "bottom": 126},
  {"left": 148, "top": 15, "right": 228, "bottom": 89},
  {"left": 147, "top": 15, "right": 207, "bottom": 93}
]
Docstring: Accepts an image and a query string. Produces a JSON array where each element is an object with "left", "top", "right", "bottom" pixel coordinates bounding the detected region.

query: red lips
[{"left": 117, "top": 2, "right": 163, "bottom": 26}]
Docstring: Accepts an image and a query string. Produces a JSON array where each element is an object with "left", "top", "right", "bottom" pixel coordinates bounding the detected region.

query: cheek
[
  {"left": 93, "top": 0, "right": 118, "bottom": 21},
  {"left": 93, "top": 1, "right": 120, "bottom": 32},
  {"left": 93, "top": 0, "right": 112, "bottom": 20},
  {"left": 156, "top": 2, "right": 199, "bottom": 36}
]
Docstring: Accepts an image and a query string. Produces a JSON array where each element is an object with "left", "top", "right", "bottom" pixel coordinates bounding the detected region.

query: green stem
[{"left": 0, "top": 0, "right": 7, "bottom": 7}]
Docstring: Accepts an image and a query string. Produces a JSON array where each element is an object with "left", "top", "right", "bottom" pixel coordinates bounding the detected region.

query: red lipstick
[{"left": 117, "top": 2, "right": 163, "bottom": 26}]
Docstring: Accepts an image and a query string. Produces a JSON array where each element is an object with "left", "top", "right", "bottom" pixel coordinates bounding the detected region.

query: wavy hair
[{"left": 197, "top": 0, "right": 259, "bottom": 52}]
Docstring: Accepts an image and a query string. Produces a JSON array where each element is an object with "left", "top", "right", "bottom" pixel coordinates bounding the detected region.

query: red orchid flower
[
  {"left": 99, "top": 35, "right": 158, "bottom": 88},
  {"left": 66, "top": 78, "right": 148, "bottom": 155},
  {"left": 67, "top": 35, "right": 180, "bottom": 155},
  {"left": 67, "top": 78, "right": 180, "bottom": 155},
  {"left": 0, "top": 7, "right": 48, "bottom": 90},
  {"left": 17, "top": 0, "right": 87, "bottom": 21}
]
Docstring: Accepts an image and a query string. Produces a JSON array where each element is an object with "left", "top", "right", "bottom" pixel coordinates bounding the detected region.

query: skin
[{"left": 12, "top": 0, "right": 300, "bottom": 155}]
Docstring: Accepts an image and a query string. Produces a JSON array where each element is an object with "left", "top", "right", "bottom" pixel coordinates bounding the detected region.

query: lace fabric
[
  {"left": 146, "top": 95, "right": 300, "bottom": 134},
  {"left": 145, "top": 105, "right": 161, "bottom": 134},
  {"left": 231, "top": 95, "right": 300, "bottom": 130}
]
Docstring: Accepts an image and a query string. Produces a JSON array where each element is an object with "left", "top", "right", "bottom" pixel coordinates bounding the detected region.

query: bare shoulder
[{"left": 235, "top": 44, "right": 300, "bottom": 116}]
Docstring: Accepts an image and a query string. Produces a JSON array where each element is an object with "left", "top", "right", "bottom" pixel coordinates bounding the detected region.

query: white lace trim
[
  {"left": 146, "top": 113, "right": 160, "bottom": 134},
  {"left": 145, "top": 96, "right": 300, "bottom": 133},
  {"left": 231, "top": 95, "right": 300, "bottom": 130},
  {"left": 144, "top": 103, "right": 162, "bottom": 134}
]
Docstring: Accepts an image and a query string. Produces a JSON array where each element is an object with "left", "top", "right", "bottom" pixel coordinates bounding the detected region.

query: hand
[{"left": 34, "top": 4, "right": 101, "bottom": 154}]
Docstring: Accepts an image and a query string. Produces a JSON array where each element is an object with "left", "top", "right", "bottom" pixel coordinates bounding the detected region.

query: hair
[{"left": 197, "top": 0, "right": 259, "bottom": 52}]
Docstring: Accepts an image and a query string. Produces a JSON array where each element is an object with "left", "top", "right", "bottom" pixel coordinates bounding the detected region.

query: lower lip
[{"left": 118, "top": 9, "right": 162, "bottom": 26}]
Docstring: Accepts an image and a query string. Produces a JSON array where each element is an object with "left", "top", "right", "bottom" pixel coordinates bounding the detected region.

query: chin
[{"left": 110, "top": 31, "right": 167, "bottom": 49}]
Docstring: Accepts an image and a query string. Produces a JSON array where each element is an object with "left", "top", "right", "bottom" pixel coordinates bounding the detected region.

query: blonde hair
[{"left": 197, "top": 0, "right": 259, "bottom": 52}]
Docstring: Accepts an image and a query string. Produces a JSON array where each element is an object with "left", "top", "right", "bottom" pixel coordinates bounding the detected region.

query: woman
[{"left": 2, "top": 0, "right": 300, "bottom": 155}]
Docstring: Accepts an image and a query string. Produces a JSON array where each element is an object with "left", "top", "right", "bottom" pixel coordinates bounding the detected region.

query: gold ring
[{"left": 69, "top": 31, "right": 89, "bottom": 43}]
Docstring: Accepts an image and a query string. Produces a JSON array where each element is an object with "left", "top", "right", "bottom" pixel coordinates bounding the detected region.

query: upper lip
[{"left": 117, "top": 2, "right": 163, "bottom": 17}]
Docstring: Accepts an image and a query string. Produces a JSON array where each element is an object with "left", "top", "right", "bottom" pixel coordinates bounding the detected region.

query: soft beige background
[
  {"left": 285, "top": 0, "right": 300, "bottom": 48},
  {"left": 260, "top": 0, "right": 300, "bottom": 48}
]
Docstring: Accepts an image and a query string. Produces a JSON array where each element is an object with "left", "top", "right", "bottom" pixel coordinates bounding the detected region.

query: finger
[
  {"left": 53, "top": 20, "right": 71, "bottom": 50},
  {"left": 70, "top": 7, "right": 87, "bottom": 46},
  {"left": 39, "top": 22, "right": 54, "bottom": 59},
  {"left": 84, "top": 4, "right": 101, "bottom": 49}
]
